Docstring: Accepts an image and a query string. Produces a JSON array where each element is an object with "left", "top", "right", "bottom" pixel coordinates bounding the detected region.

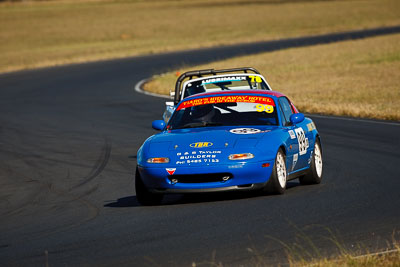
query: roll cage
[{"left": 172, "top": 67, "right": 271, "bottom": 105}]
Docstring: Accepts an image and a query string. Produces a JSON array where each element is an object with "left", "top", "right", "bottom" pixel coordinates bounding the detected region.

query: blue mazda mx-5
[{"left": 136, "top": 90, "right": 323, "bottom": 205}]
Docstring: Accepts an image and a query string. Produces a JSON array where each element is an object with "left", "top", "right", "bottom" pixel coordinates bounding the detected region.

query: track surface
[{"left": 1, "top": 28, "right": 400, "bottom": 266}]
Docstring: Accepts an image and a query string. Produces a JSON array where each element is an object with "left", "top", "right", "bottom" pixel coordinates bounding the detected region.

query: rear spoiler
[{"left": 173, "top": 67, "right": 260, "bottom": 105}]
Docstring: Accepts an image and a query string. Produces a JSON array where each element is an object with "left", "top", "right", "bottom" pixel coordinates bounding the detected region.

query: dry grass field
[
  {"left": 289, "top": 240, "right": 400, "bottom": 267},
  {"left": 1, "top": 0, "right": 400, "bottom": 73},
  {"left": 144, "top": 33, "right": 400, "bottom": 121},
  {"left": 289, "top": 250, "right": 400, "bottom": 267}
]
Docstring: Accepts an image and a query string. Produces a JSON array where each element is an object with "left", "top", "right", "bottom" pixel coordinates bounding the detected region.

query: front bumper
[{"left": 138, "top": 160, "right": 274, "bottom": 194}]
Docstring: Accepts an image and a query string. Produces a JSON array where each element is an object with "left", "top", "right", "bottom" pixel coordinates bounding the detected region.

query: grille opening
[{"left": 168, "top": 173, "right": 233, "bottom": 183}]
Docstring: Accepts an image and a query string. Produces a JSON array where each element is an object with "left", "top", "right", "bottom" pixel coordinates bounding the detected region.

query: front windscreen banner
[
  {"left": 168, "top": 95, "right": 278, "bottom": 129},
  {"left": 177, "top": 95, "right": 275, "bottom": 110}
]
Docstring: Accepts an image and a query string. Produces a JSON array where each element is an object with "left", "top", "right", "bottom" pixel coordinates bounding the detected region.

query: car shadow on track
[
  {"left": 174, "top": 181, "right": 301, "bottom": 205},
  {"left": 104, "top": 181, "right": 300, "bottom": 207},
  {"left": 104, "top": 196, "right": 141, "bottom": 207}
]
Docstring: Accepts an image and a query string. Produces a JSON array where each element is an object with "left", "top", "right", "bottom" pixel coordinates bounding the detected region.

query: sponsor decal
[
  {"left": 201, "top": 76, "right": 246, "bottom": 85},
  {"left": 229, "top": 128, "right": 270, "bottom": 135},
  {"left": 228, "top": 165, "right": 244, "bottom": 169},
  {"left": 295, "top": 127, "right": 309, "bottom": 156},
  {"left": 307, "top": 122, "right": 316, "bottom": 132},
  {"left": 177, "top": 95, "right": 275, "bottom": 110},
  {"left": 166, "top": 168, "right": 176, "bottom": 175},
  {"left": 292, "top": 153, "right": 298, "bottom": 171},
  {"left": 288, "top": 130, "right": 296, "bottom": 139},
  {"left": 190, "top": 142, "right": 213, "bottom": 148},
  {"left": 248, "top": 75, "right": 263, "bottom": 83},
  {"left": 175, "top": 151, "right": 222, "bottom": 165}
]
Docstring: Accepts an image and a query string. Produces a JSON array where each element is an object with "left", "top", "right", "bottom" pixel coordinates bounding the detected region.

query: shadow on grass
[{"left": 104, "top": 181, "right": 301, "bottom": 207}]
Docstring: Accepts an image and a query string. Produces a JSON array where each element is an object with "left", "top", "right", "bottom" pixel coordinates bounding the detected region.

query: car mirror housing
[
  {"left": 152, "top": 120, "right": 166, "bottom": 131},
  {"left": 289, "top": 113, "right": 305, "bottom": 125}
]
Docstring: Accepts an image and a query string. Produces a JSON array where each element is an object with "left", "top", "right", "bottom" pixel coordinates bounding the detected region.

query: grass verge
[
  {"left": 143, "top": 33, "right": 400, "bottom": 121},
  {"left": 191, "top": 230, "right": 400, "bottom": 266},
  {"left": 285, "top": 229, "right": 400, "bottom": 267},
  {"left": 292, "top": 248, "right": 400, "bottom": 267},
  {"left": 286, "top": 234, "right": 400, "bottom": 267},
  {"left": 194, "top": 229, "right": 400, "bottom": 266},
  {"left": 1, "top": 0, "right": 400, "bottom": 73}
]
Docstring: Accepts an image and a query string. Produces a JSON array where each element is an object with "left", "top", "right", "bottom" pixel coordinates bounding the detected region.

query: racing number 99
[{"left": 256, "top": 104, "right": 274, "bottom": 113}]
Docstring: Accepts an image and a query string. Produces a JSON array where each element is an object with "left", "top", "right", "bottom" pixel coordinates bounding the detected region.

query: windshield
[
  {"left": 167, "top": 95, "right": 278, "bottom": 130},
  {"left": 182, "top": 75, "right": 269, "bottom": 99}
]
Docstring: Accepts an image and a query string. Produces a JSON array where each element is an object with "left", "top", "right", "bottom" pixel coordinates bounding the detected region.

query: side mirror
[
  {"left": 289, "top": 113, "right": 305, "bottom": 125},
  {"left": 152, "top": 120, "right": 166, "bottom": 131}
]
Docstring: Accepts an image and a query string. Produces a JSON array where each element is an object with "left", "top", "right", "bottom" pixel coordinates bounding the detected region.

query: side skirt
[{"left": 288, "top": 167, "right": 309, "bottom": 181}]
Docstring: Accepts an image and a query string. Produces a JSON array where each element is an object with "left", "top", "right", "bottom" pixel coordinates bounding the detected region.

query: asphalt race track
[{"left": 1, "top": 27, "right": 400, "bottom": 266}]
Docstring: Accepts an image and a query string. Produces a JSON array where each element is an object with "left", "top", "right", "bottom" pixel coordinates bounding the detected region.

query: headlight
[
  {"left": 228, "top": 153, "right": 254, "bottom": 160},
  {"left": 147, "top": 157, "right": 170, "bottom": 163}
]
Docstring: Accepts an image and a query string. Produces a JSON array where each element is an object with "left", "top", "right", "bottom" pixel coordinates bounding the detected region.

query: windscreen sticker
[
  {"left": 295, "top": 127, "right": 309, "bottom": 155},
  {"left": 229, "top": 128, "right": 270, "bottom": 134},
  {"left": 175, "top": 150, "right": 221, "bottom": 165},
  {"left": 178, "top": 95, "right": 275, "bottom": 110},
  {"left": 255, "top": 104, "right": 274, "bottom": 113},
  {"left": 201, "top": 76, "right": 246, "bottom": 85}
]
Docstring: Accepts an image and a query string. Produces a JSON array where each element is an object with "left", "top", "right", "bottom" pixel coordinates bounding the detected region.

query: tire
[
  {"left": 299, "top": 138, "right": 323, "bottom": 185},
  {"left": 135, "top": 167, "right": 163, "bottom": 206},
  {"left": 263, "top": 148, "right": 287, "bottom": 194}
]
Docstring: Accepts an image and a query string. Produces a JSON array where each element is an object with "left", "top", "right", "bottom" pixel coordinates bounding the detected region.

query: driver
[{"left": 190, "top": 104, "right": 215, "bottom": 122}]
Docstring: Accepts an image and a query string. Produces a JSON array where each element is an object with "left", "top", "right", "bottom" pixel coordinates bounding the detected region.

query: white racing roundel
[{"left": 230, "top": 128, "right": 262, "bottom": 134}]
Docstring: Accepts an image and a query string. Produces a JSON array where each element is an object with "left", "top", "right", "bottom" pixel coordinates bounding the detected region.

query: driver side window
[{"left": 278, "top": 97, "right": 294, "bottom": 126}]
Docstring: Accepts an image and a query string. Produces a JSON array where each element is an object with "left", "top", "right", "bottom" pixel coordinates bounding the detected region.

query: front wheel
[
  {"left": 263, "top": 148, "right": 287, "bottom": 194},
  {"left": 135, "top": 167, "right": 163, "bottom": 206},
  {"left": 299, "top": 138, "right": 323, "bottom": 185}
]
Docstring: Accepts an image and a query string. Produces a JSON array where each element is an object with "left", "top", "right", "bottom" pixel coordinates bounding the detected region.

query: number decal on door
[{"left": 295, "top": 127, "right": 309, "bottom": 155}]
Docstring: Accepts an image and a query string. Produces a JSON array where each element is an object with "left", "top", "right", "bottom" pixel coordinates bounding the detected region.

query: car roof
[{"left": 183, "top": 89, "right": 286, "bottom": 101}]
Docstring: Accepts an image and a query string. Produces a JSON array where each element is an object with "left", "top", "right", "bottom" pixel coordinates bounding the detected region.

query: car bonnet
[{"left": 146, "top": 126, "right": 278, "bottom": 166}]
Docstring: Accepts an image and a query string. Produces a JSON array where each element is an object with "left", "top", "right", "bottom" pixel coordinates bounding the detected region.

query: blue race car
[{"left": 136, "top": 90, "right": 323, "bottom": 205}]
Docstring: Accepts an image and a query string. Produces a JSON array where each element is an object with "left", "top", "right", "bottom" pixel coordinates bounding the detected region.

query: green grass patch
[
  {"left": 144, "top": 33, "right": 400, "bottom": 121},
  {"left": 1, "top": 0, "right": 400, "bottom": 73}
]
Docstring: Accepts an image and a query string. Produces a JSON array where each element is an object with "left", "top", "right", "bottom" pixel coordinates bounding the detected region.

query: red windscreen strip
[{"left": 177, "top": 95, "right": 275, "bottom": 110}]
